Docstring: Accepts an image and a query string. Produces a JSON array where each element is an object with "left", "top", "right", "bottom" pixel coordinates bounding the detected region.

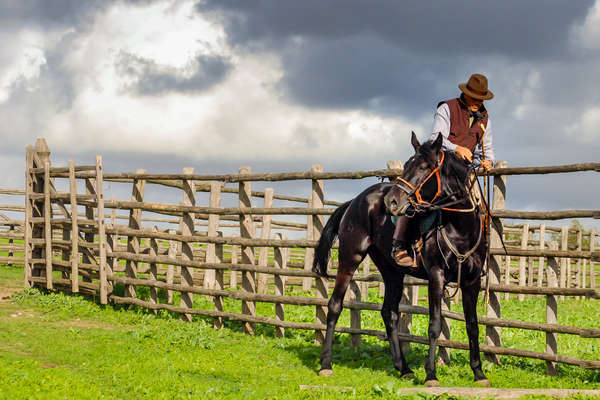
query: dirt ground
[
  {"left": 394, "top": 387, "right": 600, "bottom": 399},
  {"left": 0, "top": 282, "right": 21, "bottom": 302}
]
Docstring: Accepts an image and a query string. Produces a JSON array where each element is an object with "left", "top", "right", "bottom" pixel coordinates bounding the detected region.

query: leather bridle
[
  {"left": 394, "top": 151, "right": 444, "bottom": 211},
  {"left": 394, "top": 151, "right": 481, "bottom": 215}
]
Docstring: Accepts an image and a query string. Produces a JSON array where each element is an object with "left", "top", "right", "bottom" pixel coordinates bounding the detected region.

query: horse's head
[{"left": 385, "top": 132, "right": 445, "bottom": 216}]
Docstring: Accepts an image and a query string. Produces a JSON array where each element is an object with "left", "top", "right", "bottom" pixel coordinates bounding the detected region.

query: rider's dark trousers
[{"left": 392, "top": 215, "right": 419, "bottom": 249}]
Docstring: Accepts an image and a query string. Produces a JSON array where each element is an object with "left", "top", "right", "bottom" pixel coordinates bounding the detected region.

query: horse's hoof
[
  {"left": 424, "top": 379, "right": 440, "bottom": 387},
  {"left": 318, "top": 369, "right": 333, "bottom": 376},
  {"left": 400, "top": 371, "right": 415, "bottom": 380},
  {"left": 476, "top": 379, "right": 491, "bottom": 387}
]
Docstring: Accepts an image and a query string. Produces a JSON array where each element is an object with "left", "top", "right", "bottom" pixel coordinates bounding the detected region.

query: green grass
[{"left": 2, "top": 265, "right": 600, "bottom": 399}]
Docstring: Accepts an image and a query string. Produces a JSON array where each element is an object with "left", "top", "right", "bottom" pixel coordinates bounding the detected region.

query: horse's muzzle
[{"left": 384, "top": 191, "right": 413, "bottom": 217}]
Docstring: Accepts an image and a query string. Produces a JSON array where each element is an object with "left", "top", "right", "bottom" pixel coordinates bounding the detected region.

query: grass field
[{"left": 2, "top": 265, "right": 600, "bottom": 399}]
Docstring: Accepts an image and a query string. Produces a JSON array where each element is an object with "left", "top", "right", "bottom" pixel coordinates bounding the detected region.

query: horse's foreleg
[
  {"left": 461, "top": 279, "right": 490, "bottom": 385},
  {"left": 380, "top": 271, "right": 413, "bottom": 377},
  {"left": 319, "top": 271, "right": 353, "bottom": 375},
  {"left": 424, "top": 267, "right": 444, "bottom": 386}
]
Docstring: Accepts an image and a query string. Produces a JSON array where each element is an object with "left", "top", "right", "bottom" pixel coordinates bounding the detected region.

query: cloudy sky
[{"left": 1, "top": 0, "right": 599, "bottom": 229}]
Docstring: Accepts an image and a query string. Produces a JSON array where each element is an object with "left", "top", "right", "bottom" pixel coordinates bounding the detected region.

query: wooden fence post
[
  {"left": 582, "top": 234, "right": 588, "bottom": 290},
  {"left": 167, "top": 229, "right": 177, "bottom": 303},
  {"left": 105, "top": 195, "right": 118, "bottom": 297},
  {"left": 68, "top": 160, "right": 79, "bottom": 293},
  {"left": 361, "top": 256, "right": 370, "bottom": 300},
  {"left": 106, "top": 222, "right": 116, "bottom": 298},
  {"left": 43, "top": 161, "right": 53, "bottom": 290},
  {"left": 125, "top": 169, "right": 146, "bottom": 300},
  {"left": 180, "top": 167, "right": 196, "bottom": 322},
  {"left": 560, "top": 226, "right": 568, "bottom": 300},
  {"left": 23, "top": 145, "right": 36, "bottom": 287},
  {"left": 95, "top": 156, "right": 108, "bottom": 304},
  {"left": 204, "top": 182, "right": 222, "bottom": 290},
  {"left": 546, "top": 241, "right": 559, "bottom": 376},
  {"left": 346, "top": 278, "right": 362, "bottom": 349},
  {"left": 24, "top": 140, "right": 50, "bottom": 287},
  {"left": 302, "top": 197, "right": 314, "bottom": 291},
  {"left": 591, "top": 229, "right": 597, "bottom": 288},
  {"left": 504, "top": 251, "right": 511, "bottom": 300},
  {"left": 239, "top": 166, "right": 257, "bottom": 335},
  {"left": 257, "top": 188, "right": 274, "bottom": 294},
  {"left": 311, "top": 165, "right": 328, "bottom": 345},
  {"left": 83, "top": 178, "right": 97, "bottom": 284},
  {"left": 518, "top": 224, "right": 529, "bottom": 301},
  {"left": 485, "top": 160, "right": 506, "bottom": 364},
  {"left": 538, "top": 224, "right": 546, "bottom": 288},
  {"left": 576, "top": 229, "right": 583, "bottom": 298},
  {"left": 230, "top": 233, "right": 239, "bottom": 289},
  {"left": 527, "top": 229, "right": 535, "bottom": 288},
  {"left": 214, "top": 232, "right": 224, "bottom": 329},
  {"left": 60, "top": 225, "right": 70, "bottom": 281},
  {"left": 274, "top": 233, "right": 286, "bottom": 338},
  {"left": 149, "top": 226, "right": 159, "bottom": 313},
  {"left": 7, "top": 224, "right": 14, "bottom": 267},
  {"left": 399, "top": 286, "right": 413, "bottom": 355}
]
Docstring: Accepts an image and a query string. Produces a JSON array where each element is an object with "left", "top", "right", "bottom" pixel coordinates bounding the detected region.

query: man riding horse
[{"left": 392, "top": 73, "right": 496, "bottom": 267}]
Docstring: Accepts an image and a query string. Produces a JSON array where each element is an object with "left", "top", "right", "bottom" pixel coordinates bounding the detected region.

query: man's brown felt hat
[{"left": 458, "top": 73, "right": 494, "bottom": 100}]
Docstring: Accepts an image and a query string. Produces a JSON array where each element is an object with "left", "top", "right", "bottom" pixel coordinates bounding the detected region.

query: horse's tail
[{"left": 312, "top": 201, "right": 352, "bottom": 278}]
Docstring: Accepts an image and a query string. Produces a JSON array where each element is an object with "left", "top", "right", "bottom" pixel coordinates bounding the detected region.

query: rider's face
[{"left": 464, "top": 94, "right": 483, "bottom": 112}]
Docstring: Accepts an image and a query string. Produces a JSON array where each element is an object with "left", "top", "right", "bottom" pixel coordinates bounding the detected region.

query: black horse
[{"left": 312, "top": 133, "right": 489, "bottom": 387}]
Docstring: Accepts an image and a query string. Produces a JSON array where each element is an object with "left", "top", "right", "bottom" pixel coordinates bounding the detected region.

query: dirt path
[
  {"left": 395, "top": 387, "right": 600, "bottom": 399},
  {"left": 0, "top": 283, "right": 21, "bottom": 302}
]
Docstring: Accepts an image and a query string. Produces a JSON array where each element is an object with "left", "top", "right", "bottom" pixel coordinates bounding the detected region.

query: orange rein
[{"left": 394, "top": 151, "right": 473, "bottom": 213}]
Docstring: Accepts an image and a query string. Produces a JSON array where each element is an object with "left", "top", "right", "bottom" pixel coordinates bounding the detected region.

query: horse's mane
[{"left": 418, "top": 139, "right": 471, "bottom": 185}]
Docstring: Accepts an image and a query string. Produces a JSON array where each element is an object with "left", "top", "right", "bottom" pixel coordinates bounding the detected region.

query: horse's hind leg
[
  {"left": 461, "top": 278, "right": 490, "bottom": 386},
  {"left": 319, "top": 244, "right": 366, "bottom": 375}
]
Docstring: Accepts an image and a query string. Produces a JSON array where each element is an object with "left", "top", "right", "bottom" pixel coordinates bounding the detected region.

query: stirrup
[{"left": 393, "top": 248, "right": 417, "bottom": 268}]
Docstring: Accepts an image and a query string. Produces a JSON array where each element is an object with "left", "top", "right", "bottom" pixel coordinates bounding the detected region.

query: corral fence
[{"left": 7, "top": 138, "right": 600, "bottom": 375}]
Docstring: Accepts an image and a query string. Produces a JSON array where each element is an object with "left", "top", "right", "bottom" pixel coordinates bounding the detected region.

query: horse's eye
[{"left": 419, "top": 165, "right": 426, "bottom": 171}]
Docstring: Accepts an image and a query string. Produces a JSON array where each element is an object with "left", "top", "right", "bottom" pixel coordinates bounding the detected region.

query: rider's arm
[
  {"left": 474, "top": 118, "right": 495, "bottom": 163},
  {"left": 430, "top": 103, "right": 457, "bottom": 152}
]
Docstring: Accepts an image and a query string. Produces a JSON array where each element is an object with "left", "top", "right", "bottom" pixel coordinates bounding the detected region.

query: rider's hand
[
  {"left": 480, "top": 159, "right": 493, "bottom": 171},
  {"left": 455, "top": 146, "right": 473, "bottom": 162}
]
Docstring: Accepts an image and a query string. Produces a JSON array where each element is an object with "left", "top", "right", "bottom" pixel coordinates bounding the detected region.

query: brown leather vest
[{"left": 438, "top": 97, "right": 488, "bottom": 153}]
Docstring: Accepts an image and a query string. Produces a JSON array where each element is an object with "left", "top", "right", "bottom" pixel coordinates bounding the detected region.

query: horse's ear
[
  {"left": 432, "top": 133, "right": 443, "bottom": 153},
  {"left": 411, "top": 131, "right": 420, "bottom": 152}
]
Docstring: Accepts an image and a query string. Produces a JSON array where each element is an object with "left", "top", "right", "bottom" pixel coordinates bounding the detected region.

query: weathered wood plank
[
  {"left": 179, "top": 167, "right": 195, "bottom": 322},
  {"left": 239, "top": 166, "right": 257, "bottom": 335}
]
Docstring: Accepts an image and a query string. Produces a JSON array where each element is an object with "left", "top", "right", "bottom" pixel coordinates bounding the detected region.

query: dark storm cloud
[
  {"left": 115, "top": 52, "right": 232, "bottom": 96},
  {"left": 0, "top": 0, "right": 102, "bottom": 28},
  {"left": 277, "top": 34, "right": 457, "bottom": 115},
  {"left": 196, "top": 0, "right": 594, "bottom": 59},
  {"left": 196, "top": 1, "right": 595, "bottom": 116},
  {"left": 0, "top": 0, "right": 161, "bottom": 29}
]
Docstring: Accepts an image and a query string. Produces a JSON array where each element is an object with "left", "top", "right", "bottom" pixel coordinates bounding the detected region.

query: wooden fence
[
  {"left": 12, "top": 138, "right": 600, "bottom": 374},
  {"left": 0, "top": 186, "right": 25, "bottom": 266}
]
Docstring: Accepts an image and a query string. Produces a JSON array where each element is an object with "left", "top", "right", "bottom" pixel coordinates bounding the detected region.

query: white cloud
[
  {"left": 567, "top": 106, "right": 600, "bottom": 143},
  {"left": 570, "top": 0, "right": 600, "bottom": 51},
  {"left": 30, "top": 0, "right": 420, "bottom": 164},
  {"left": 0, "top": 29, "right": 47, "bottom": 103}
]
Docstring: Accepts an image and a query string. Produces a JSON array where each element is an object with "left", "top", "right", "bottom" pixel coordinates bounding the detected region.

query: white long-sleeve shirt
[{"left": 429, "top": 103, "right": 495, "bottom": 162}]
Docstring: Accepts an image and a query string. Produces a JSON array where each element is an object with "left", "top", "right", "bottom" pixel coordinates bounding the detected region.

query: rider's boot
[
  {"left": 391, "top": 240, "right": 416, "bottom": 267},
  {"left": 391, "top": 215, "right": 418, "bottom": 267}
]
